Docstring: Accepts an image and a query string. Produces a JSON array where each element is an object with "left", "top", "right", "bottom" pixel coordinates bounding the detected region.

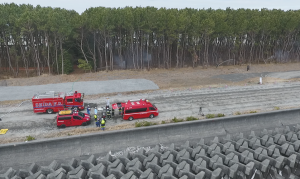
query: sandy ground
[{"left": 1, "top": 63, "right": 300, "bottom": 144}]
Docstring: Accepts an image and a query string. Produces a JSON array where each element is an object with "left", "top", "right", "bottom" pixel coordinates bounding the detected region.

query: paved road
[{"left": 0, "top": 79, "right": 159, "bottom": 101}]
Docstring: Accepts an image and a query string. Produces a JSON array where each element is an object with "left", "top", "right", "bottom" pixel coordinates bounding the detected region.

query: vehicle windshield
[
  {"left": 78, "top": 112, "right": 85, "bottom": 118},
  {"left": 152, "top": 104, "right": 157, "bottom": 109},
  {"left": 75, "top": 98, "right": 81, "bottom": 102}
]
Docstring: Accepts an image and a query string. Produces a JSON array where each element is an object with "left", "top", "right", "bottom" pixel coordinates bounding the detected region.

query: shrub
[
  {"left": 171, "top": 117, "right": 184, "bottom": 123},
  {"left": 250, "top": 110, "right": 257, "bottom": 113},
  {"left": 161, "top": 121, "right": 166, "bottom": 124},
  {"left": 135, "top": 121, "right": 142, "bottom": 127},
  {"left": 135, "top": 121, "right": 158, "bottom": 127},
  {"left": 26, "top": 135, "right": 35, "bottom": 141},
  {"left": 274, "top": 106, "right": 280, "bottom": 110},
  {"left": 186, "top": 116, "right": 199, "bottom": 121},
  {"left": 217, "top": 113, "right": 225, "bottom": 117},
  {"left": 78, "top": 59, "right": 92, "bottom": 72},
  {"left": 235, "top": 111, "right": 241, "bottom": 115},
  {"left": 206, "top": 114, "right": 215, "bottom": 118}
]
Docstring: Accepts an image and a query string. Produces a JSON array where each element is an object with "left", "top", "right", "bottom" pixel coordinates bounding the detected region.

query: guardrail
[{"left": 1, "top": 108, "right": 300, "bottom": 168}]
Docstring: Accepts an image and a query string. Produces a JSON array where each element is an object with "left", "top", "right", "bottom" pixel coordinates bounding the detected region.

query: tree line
[{"left": 1, "top": 3, "right": 300, "bottom": 77}]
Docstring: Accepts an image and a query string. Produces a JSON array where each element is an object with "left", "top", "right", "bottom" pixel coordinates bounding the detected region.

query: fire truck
[
  {"left": 111, "top": 99, "right": 159, "bottom": 121},
  {"left": 32, "top": 91, "right": 84, "bottom": 114}
]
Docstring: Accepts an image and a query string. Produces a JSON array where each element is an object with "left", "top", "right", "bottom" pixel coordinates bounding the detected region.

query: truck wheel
[
  {"left": 47, "top": 109, "right": 53, "bottom": 114},
  {"left": 128, "top": 117, "right": 134, "bottom": 121},
  {"left": 149, "top": 114, "right": 154, "bottom": 119},
  {"left": 82, "top": 122, "right": 87, "bottom": 126},
  {"left": 60, "top": 124, "right": 66, "bottom": 128}
]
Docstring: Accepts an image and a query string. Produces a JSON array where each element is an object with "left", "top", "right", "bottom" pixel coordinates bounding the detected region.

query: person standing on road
[
  {"left": 101, "top": 118, "right": 106, "bottom": 131},
  {"left": 94, "top": 114, "right": 98, "bottom": 121},
  {"left": 107, "top": 109, "right": 111, "bottom": 119},
  {"left": 94, "top": 107, "right": 97, "bottom": 115},
  {"left": 96, "top": 118, "right": 100, "bottom": 127},
  {"left": 111, "top": 108, "right": 114, "bottom": 117},
  {"left": 119, "top": 108, "right": 122, "bottom": 115},
  {"left": 87, "top": 105, "right": 91, "bottom": 115},
  {"left": 106, "top": 98, "right": 110, "bottom": 109}
]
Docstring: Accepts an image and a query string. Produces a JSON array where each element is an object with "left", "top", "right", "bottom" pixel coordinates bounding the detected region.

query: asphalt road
[{"left": 0, "top": 79, "right": 159, "bottom": 101}]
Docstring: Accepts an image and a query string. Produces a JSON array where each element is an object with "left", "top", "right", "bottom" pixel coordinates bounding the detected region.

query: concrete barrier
[{"left": 1, "top": 108, "right": 300, "bottom": 168}]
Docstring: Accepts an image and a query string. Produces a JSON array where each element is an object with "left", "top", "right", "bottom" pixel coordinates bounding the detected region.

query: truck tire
[
  {"left": 149, "top": 114, "right": 154, "bottom": 119},
  {"left": 47, "top": 109, "right": 53, "bottom": 114},
  {"left": 128, "top": 117, "right": 134, "bottom": 121},
  {"left": 60, "top": 124, "right": 66, "bottom": 128},
  {"left": 82, "top": 122, "right": 87, "bottom": 126}
]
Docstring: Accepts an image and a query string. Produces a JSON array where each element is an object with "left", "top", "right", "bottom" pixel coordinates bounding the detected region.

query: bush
[
  {"left": 217, "top": 113, "right": 225, "bottom": 117},
  {"left": 26, "top": 135, "right": 35, "bottom": 141},
  {"left": 161, "top": 121, "right": 166, "bottom": 124},
  {"left": 235, "top": 111, "right": 241, "bottom": 115},
  {"left": 206, "top": 114, "right": 215, "bottom": 118},
  {"left": 274, "top": 106, "right": 280, "bottom": 110},
  {"left": 171, "top": 117, "right": 184, "bottom": 123},
  {"left": 186, "top": 116, "right": 199, "bottom": 121},
  {"left": 78, "top": 59, "right": 92, "bottom": 72},
  {"left": 135, "top": 121, "right": 158, "bottom": 127},
  {"left": 250, "top": 110, "right": 257, "bottom": 113}
]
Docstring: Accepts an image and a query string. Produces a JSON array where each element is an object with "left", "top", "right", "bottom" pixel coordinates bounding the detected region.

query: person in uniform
[{"left": 101, "top": 118, "right": 106, "bottom": 131}]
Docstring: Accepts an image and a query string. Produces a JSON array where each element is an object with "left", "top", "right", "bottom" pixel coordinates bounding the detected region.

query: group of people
[{"left": 86, "top": 104, "right": 110, "bottom": 131}]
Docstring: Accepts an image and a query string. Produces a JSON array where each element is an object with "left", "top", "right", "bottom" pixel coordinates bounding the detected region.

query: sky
[{"left": 1, "top": 0, "right": 298, "bottom": 14}]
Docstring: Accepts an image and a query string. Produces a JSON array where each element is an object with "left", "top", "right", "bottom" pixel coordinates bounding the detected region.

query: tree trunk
[
  {"left": 60, "top": 37, "right": 64, "bottom": 75},
  {"left": 54, "top": 35, "right": 59, "bottom": 74},
  {"left": 4, "top": 35, "right": 15, "bottom": 76}
]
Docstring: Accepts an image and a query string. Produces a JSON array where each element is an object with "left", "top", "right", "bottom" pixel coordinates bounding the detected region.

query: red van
[
  {"left": 56, "top": 110, "right": 91, "bottom": 128},
  {"left": 114, "top": 99, "right": 159, "bottom": 121}
]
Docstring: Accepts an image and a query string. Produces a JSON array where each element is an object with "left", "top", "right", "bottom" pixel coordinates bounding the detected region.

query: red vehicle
[
  {"left": 56, "top": 110, "right": 91, "bottom": 128},
  {"left": 113, "top": 99, "right": 159, "bottom": 121},
  {"left": 32, "top": 91, "right": 84, "bottom": 114}
]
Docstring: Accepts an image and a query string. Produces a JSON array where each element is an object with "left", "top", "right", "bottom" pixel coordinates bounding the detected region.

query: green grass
[
  {"left": 206, "top": 114, "right": 215, "bottom": 119},
  {"left": 161, "top": 121, "right": 166, "bottom": 124},
  {"left": 26, "top": 135, "right": 35, "bottom": 141},
  {"left": 186, "top": 116, "right": 199, "bottom": 121},
  {"left": 250, "top": 110, "right": 257, "bottom": 113},
  {"left": 217, "top": 113, "right": 225, "bottom": 117},
  {"left": 235, "top": 111, "right": 241, "bottom": 115},
  {"left": 135, "top": 121, "right": 158, "bottom": 127},
  {"left": 274, "top": 106, "right": 280, "bottom": 110},
  {"left": 171, "top": 117, "right": 184, "bottom": 123}
]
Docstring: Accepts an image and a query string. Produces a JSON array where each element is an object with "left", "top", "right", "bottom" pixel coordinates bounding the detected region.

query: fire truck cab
[
  {"left": 56, "top": 110, "right": 90, "bottom": 128},
  {"left": 113, "top": 99, "right": 159, "bottom": 121},
  {"left": 32, "top": 91, "right": 84, "bottom": 114}
]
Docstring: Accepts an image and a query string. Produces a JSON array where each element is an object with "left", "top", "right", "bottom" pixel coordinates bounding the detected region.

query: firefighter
[
  {"left": 119, "top": 108, "right": 122, "bottom": 115},
  {"left": 101, "top": 118, "right": 106, "bottom": 131},
  {"left": 106, "top": 98, "right": 110, "bottom": 109},
  {"left": 107, "top": 109, "right": 111, "bottom": 119},
  {"left": 94, "top": 107, "right": 98, "bottom": 115},
  {"left": 111, "top": 108, "right": 114, "bottom": 117},
  {"left": 96, "top": 118, "right": 100, "bottom": 127},
  {"left": 87, "top": 105, "right": 91, "bottom": 115},
  {"left": 94, "top": 114, "right": 97, "bottom": 121}
]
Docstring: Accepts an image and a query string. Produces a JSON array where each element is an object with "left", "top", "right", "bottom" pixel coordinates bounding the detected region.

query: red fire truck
[
  {"left": 32, "top": 91, "right": 84, "bottom": 114},
  {"left": 112, "top": 99, "right": 159, "bottom": 121}
]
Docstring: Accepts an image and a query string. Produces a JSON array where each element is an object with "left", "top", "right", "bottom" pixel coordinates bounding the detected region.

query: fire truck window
[
  {"left": 73, "top": 116, "right": 82, "bottom": 120},
  {"left": 126, "top": 108, "right": 147, "bottom": 113},
  {"left": 58, "top": 116, "right": 71, "bottom": 120},
  {"left": 67, "top": 99, "right": 73, "bottom": 102},
  {"left": 75, "top": 98, "right": 81, "bottom": 102},
  {"left": 149, "top": 107, "right": 156, "bottom": 110}
]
